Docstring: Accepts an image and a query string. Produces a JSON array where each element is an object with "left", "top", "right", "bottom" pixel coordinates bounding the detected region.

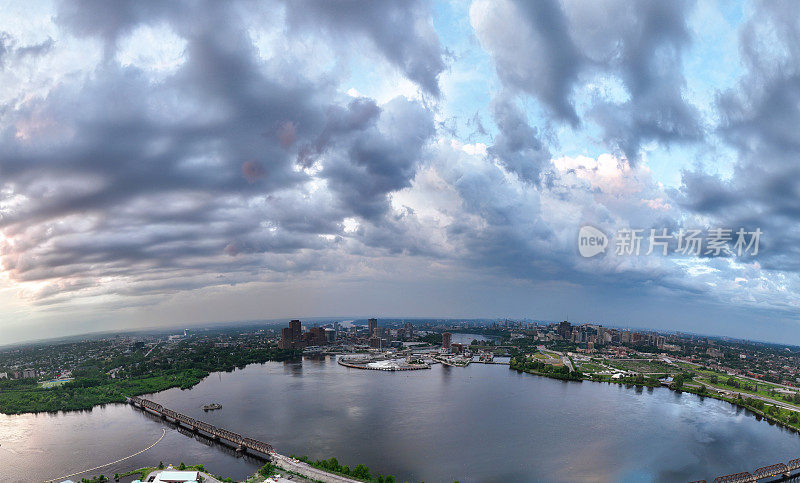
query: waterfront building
[
  {"left": 279, "top": 319, "right": 306, "bottom": 349},
  {"left": 290, "top": 319, "right": 302, "bottom": 340},
  {"left": 304, "top": 327, "right": 328, "bottom": 346},
  {"left": 136, "top": 470, "right": 200, "bottom": 483},
  {"left": 442, "top": 332, "right": 452, "bottom": 351}
]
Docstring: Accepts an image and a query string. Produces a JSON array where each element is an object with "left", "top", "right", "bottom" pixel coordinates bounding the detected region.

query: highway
[{"left": 561, "top": 356, "right": 575, "bottom": 372}]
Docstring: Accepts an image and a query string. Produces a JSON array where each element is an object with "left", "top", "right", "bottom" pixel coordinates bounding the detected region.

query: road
[
  {"left": 271, "top": 453, "right": 365, "bottom": 483},
  {"left": 684, "top": 382, "right": 800, "bottom": 413},
  {"left": 144, "top": 342, "right": 160, "bottom": 358}
]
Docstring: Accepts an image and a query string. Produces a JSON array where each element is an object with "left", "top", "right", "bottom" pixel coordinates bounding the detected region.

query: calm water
[
  {"left": 3, "top": 357, "right": 800, "bottom": 483},
  {"left": 449, "top": 332, "right": 497, "bottom": 344}
]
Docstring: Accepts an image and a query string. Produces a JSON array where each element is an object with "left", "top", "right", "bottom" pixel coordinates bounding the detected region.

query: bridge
[
  {"left": 688, "top": 456, "right": 800, "bottom": 482},
  {"left": 128, "top": 396, "right": 273, "bottom": 455}
]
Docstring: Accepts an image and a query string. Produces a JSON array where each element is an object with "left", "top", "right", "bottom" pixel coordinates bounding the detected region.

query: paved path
[{"left": 271, "top": 453, "right": 364, "bottom": 483}]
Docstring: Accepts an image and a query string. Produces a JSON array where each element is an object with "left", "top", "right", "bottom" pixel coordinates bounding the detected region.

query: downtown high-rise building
[
  {"left": 442, "top": 332, "right": 452, "bottom": 351},
  {"left": 368, "top": 318, "right": 378, "bottom": 337},
  {"left": 279, "top": 319, "right": 305, "bottom": 349}
]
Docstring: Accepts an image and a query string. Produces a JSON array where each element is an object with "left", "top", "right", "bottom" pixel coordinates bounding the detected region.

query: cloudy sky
[{"left": 2, "top": 0, "right": 800, "bottom": 344}]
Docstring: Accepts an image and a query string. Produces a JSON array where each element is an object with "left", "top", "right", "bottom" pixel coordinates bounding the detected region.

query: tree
[
  {"left": 352, "top": 464, "right": 371, "bottom": 479},
  {"left": 258, "top": 464, "right": 274, "bottom": 476},
  {"left": 178, "top": 462, "right": 186, "bottom": 470}
]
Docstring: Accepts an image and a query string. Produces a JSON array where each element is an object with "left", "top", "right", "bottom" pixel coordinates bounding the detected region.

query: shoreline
[{"left": 510, "top": 363, "right": 800, "bottom": 436}]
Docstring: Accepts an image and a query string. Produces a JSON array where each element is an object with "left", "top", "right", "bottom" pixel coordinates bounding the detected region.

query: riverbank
[
  {"left": 0, "top": 347, "right": 299, "bottom": 415},
  {"left": 510, "top": 356, "right": 800, "bottom": 436}
]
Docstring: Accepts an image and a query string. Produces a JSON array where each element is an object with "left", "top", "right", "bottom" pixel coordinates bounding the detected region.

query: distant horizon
[{"left": 4, "top": 315, "right": 795, "bottom": 351}]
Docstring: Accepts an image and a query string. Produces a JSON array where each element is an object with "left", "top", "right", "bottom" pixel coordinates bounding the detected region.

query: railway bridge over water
[
  {"left": 691, "top": 458, "right": 800, "bottom": 482},
  {"left": 128, "top": 396, "right": 273, "bottom": 456}
]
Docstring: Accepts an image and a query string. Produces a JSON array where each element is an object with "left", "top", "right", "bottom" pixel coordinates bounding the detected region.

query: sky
[{"left": 1, "top": 0, "right": 800, "bottom": 344}]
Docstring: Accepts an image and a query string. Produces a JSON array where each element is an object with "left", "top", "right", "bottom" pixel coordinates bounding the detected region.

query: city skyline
[{"left": 3, "top": 0, "right": 800, "bottom": 345}]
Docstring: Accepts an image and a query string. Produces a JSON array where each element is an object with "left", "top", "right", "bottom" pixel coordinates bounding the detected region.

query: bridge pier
[{"left": 236, "top": 444, "right": 245, "bottom": 453}]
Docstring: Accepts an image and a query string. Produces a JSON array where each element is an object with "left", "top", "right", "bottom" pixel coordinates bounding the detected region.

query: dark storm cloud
[
  {"left": 321, "top": 97, "right": 435, "bottom": 220},
  {"left": 673, "top": 170, "right": 739, "bottom": 214},
  {"left": 488, "top": 94, "right": 551, "bottom": 184},
  {"left": 0, "top": 0, "right": 436, "bottom": 301},
  {"left": 473, "top": 0, "right": 702, "bottom": 161},
  {"left": 281, "top": 0, "right": 447, "bottom": 97},
  {"left": 56, "top": 0, "right": 191, "bottom": 58}
]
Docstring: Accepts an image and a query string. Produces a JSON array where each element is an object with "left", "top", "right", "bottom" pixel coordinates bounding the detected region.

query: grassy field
[
  {"left": 39, "top": 378, "right": 74, "bottom": 388},
  {"left": 577, "top": 362, "right": 603, "bottom": 373},
  {"left": 605, "top": 359, "right": 678, "bottom": 374},
  {"left": 533, "top": 351, "right": 561, "bottom": 362},
  {"left": 674, "top": 362, "right": 800, "bottom": 406},
  {"left": 694, "top": 373, "right": 799, "bottom": 401}
]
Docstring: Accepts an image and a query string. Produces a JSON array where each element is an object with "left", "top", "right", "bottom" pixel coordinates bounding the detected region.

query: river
[{"left": 3, "top": 352, "right": 800, "bottom": 482}]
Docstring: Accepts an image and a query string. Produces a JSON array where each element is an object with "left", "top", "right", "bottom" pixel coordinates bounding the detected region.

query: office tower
[{"left": 290, "top": 319, "right": 302, "bottom": 341}]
